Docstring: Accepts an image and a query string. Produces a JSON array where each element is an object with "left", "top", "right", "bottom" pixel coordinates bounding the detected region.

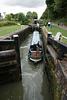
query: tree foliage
[
  {"left": 5, "top": 11, "right": 38, "bottom": 25},
  {"left": 41, "top": 0, "right": 67, "bottom": 20},
  {"left": 17, "top": 13, "right": 25, "bottom": 21},
  {"left": 40, "top": 8, "right": 48, "bottom": 19},
  {"left": 5, "top": 14, "right": 12, "bottom": 21},
  {"left": 0, "top": 13, "right": 1, "bottom": 17},
  {"left": 32, "top": 12, "right": 38, "bottom": 19},
  {"left": 26, "top": 11, "right": 32, "bottom": 19},
  {"left": 26, "top": 11, "right": 38, "bottom": 19},
  {"left": 54, "top": 0, "right": 67, "bottom": 17}
]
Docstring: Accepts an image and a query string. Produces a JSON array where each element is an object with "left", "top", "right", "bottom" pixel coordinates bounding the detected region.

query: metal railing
[{"left": 47, "top": 33, "right": 67, "bottom": 59}]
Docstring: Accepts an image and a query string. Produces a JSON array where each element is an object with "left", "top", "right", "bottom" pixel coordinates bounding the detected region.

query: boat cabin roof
[{"left": 31, "top": 31, "right": 42, "bottom": 46}]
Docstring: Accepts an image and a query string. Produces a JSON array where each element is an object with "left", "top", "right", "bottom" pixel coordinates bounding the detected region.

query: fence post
[{"left": 13, "top": 35, "right": 21, "bottom": 72}]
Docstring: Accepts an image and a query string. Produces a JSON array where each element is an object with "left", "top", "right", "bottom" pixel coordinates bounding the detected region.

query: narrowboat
[{"left": 28, "top": 30, "right": 43, "bottom": 63}]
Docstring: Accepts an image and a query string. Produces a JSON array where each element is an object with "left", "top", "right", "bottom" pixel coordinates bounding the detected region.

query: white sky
[{"left": 0, "top": 0, "right": 47, "bottom": 18}]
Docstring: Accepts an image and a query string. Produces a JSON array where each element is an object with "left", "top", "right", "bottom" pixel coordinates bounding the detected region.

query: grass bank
[
  {"left": 46, "top": 25, "right": 67, "bottom": 44},
  {"left": 0, "top": 25, "right": 26, "bottom": 36},
  {"left": 52, "top": 17, "right": 67, "bottom": 26}
]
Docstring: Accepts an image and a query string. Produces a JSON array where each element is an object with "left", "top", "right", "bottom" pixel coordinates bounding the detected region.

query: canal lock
[{"left": 0, "top": 26, "right": 56, "bottom": 100}]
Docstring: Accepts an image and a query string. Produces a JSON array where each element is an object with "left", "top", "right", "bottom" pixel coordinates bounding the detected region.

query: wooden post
[
  {"left": 13, "top": 35, "right": 21, "bottom": 72},
  {"left": 47, "top": 32, "right": 52, "bottom": 45},
  {"left": 47, "top": 32, "right": 52, "bottom": 38}
]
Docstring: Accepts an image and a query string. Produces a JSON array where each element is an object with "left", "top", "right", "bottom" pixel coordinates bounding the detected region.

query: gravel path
[{"left": 52, "top": 23, "right": 67, "bottom": 30}]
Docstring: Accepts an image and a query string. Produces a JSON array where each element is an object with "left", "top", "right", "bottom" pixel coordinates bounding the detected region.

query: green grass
[
  {"left": 61, "top": 38, "right": 67, "bottom": 44},
  {"left": 0, "top": 25, "right": 26, "bottom": 36},
  {"left": 46, "top": 25, "right": 67, "bottom": 44}
]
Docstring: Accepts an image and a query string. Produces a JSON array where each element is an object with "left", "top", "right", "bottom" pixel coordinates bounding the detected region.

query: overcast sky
[{"left": 0, "top": 0, "right": 47, "bottom": 18}]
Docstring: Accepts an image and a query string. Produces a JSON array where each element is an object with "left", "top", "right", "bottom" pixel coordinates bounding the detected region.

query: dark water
[
  {"left": 0, "top": 34, "right": 51, "bottom": 100},
  {"left": 0, "top": 81, "right": 23, "bottom": 100}
]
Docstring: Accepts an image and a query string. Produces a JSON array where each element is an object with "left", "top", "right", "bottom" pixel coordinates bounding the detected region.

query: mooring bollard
[{"left": 13, "top": 35, "right": 21, "bottom": 72}]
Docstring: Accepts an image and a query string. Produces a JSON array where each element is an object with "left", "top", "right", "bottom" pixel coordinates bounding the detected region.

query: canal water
[
  {"left": 20, "top": 34, "right": 51, "bottom": 100},
  {"left": 0, "top": 34, "right": 51, "bottom": 100}
]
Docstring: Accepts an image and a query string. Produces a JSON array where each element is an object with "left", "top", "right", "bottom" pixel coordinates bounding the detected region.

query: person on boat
[
  {"left": 37, "top": 41, "right": 39, "bottom": 47},
  {"left": 36, "top": 41, "right": 39, "bottom": 51}
]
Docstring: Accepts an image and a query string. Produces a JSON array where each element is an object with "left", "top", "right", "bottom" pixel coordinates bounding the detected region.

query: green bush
[
  {"left": 0, "top": 19, "right": 6, "bottom": 21},
  {"left": 0, "top": 23, "right": 2, "bottom": 27},
  {"left": 0, "top": 21, "right": 17, "bottom": 27}
]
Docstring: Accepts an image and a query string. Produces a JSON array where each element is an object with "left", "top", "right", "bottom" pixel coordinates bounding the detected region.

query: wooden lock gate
[{"left": 0, "top": 35, "right": 21, "bottom": 84}]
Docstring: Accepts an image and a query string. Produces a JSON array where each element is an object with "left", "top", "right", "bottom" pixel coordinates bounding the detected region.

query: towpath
[{"left": 52, "top": 23, "right": 67, "bottom": 30}]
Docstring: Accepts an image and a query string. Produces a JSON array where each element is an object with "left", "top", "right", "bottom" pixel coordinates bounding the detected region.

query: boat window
[
  {"left": 30, "top": 45, "right": 42, "bottom": 51},
  {"left": 30, "top": 45, "right": 37, "bottom": 51}
]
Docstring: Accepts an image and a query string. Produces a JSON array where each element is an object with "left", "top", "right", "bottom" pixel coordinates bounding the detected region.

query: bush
[
  {"left": 5, "top": 14, "right": 12, "bottom": 21},
  {"left": 0, "top": 21, "right": 17, "bottom": 27},
  {"left": 0, "top": 19, "right": 6, "bottom": 22},
  {"left": 0, "top": 23, "right": 2, "bottom": 27}
]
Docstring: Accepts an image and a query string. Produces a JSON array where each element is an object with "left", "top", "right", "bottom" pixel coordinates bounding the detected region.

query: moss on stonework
[{"left": 45, "top": 54, "right": 61, "bottom": 100}]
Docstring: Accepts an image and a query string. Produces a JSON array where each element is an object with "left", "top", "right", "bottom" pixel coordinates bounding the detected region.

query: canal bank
[{"left": 41, "top": 27, "right": 67, "bottom": 100}]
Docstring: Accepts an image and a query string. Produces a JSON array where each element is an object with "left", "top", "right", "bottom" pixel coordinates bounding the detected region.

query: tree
[
  {"left": 46, "top": 0, "right": 57, "bottom": 19},
  {"left": 14, "top": 13, "right": 18, "bottom": 21},
  {"left": 10, "top": 13, "right": 15, "bottom": 18},
  {"left": 54, "top": 0, "right": 67, "bottom": 17},
  {"left": 0, "top": 13, "right": 1, "bottom": 17},
  {"left": 46, "top": 0, "right": 54, "bottom": 8},
  {"left": 23, "top": 16, "right": 29, "bottom": 25},
  {"left": 17, "top": 13, "right": 28, "bottom": 25},
  {"left": 40, "top": 8, "right": 48, "bottom": 19},
  {"left": 26, "top": 11, "right": 32, "bottom": 19},
  {"left": 32, "top": 12, "right": 38, "bottom": 19},
  {"left": 17, "top": 13, "right": 25, "bottom": 21},
  {"left": 5, "top": 14, "right": 12, "bottom": 21},
  {"left": 45, "top": 0, "right": 67, "bottom": 19}
]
